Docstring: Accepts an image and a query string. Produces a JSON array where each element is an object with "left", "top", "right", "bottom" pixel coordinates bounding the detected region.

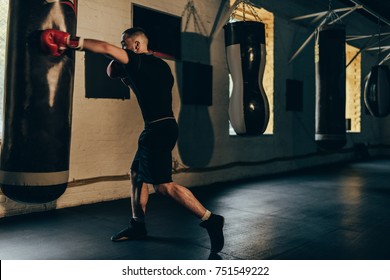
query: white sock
[{"left": 201, "top": 210, "right": 211, "bottom": 221}]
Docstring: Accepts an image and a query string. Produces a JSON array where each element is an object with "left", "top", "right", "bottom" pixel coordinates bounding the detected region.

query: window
[
  {"left": 346, "top": 43, "right": 361, "bottom": 133},
  {"left": 0, "top": 0, "right": 9, "bottom": 138},
  {"left": 228, "top": 1, "right": 274, "bottom": 135}
]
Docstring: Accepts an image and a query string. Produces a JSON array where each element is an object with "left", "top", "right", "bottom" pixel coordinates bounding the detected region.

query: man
[{"left": 41, "top": 27, "right": 224, "bottom": 253}]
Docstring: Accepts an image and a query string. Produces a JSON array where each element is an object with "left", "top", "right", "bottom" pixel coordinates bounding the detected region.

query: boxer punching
[{"left": 40, "top": 27, "right": 225, "bottom": 253}]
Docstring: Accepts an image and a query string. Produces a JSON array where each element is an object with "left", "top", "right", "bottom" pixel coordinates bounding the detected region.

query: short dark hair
[{"left": 122, "top": 27, "right": 148, "bottom": 39}]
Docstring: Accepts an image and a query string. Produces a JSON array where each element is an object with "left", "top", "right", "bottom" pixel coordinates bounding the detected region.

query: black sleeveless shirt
[{"left": 123, "top": 50, "right": 174, "bottom": 123}]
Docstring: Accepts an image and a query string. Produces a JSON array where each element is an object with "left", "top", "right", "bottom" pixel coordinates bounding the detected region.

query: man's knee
[{"left": 153, "top": 182, "right": 174, "bottom": 196}]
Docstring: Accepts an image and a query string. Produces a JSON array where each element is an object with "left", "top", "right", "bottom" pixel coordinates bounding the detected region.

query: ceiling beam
[{"left": 348, "top": 0, "right": 390, "bottom": 26}]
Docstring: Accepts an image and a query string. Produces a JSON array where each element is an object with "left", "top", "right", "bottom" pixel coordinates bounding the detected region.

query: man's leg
[
  {"left": 130, "top": 170, "right": 149, "bottom": 221},
  {"left": 154, "top": 182, "right": 224, "bottom": 253},
  {"left": 154, "top": 181, "right": 206, "bottom": 218},
  {"left": 111, "top": 170, "right": 148, "bottom": 241}
]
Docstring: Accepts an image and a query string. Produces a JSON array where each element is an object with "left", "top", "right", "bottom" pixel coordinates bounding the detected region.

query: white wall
[{"left": 1, "top": 0, "right": 389, "bottom": 217}]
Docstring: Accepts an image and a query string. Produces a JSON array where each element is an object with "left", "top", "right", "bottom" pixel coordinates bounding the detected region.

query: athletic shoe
[
  {"left": 200, "top": 214, "right": 225, "bottom": 253},
  {"left": 111, "top": 218, "right": 147, "bottom": 242}
]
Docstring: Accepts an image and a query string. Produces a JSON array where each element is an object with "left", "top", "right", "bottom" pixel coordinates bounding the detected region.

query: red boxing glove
[
  {"left": 107, "top": 60, "right": 126, "bottom": 79},
  {"left": 40, "top": 29, "right": 70, "bottom": 57},
  {"left": 41, "top": 29, "right": 84, "bottom": 56}
]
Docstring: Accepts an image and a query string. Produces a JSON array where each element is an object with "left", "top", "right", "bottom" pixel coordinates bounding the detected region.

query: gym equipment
[
  {"left": 364, "top": 65, "right": 390, "bottom": 117},
  {"left": 0, "top": 0, "right": 78, "bottom": 203},
  {"left": 315, "top": 24, "right": 346, "bottom": 151},
  {"left": 224, "top": 21, "right": 269, "bottom": 135}
]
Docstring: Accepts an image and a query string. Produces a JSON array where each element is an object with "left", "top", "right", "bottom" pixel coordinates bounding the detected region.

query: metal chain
[
  {"left": 182, "top": 0, "right": 207, "bottom": 35},
  {"left": 247, "top": 3, "right": 263, "bottom": 22},
  {"left": 230, "top": 0, "right": 263, "bottom": 22},
  {"left": 243, "top": 1, "right": 246, "bottom": 21},
  {"left": 325, "top": 0, "right": 342, "bottom": 25},
  {"left": 182, "top": 1, "right": 192, "bottom": 31}
]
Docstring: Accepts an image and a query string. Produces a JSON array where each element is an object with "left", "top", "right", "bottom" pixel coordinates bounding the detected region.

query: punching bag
[
  {"left": 315, "top": 24, "right": 346, "bottom": 151},
  {"left": 364, "top": 65, "right": 390, "bottom": 117},
  {"left": 0, "top": 0, "right": 77, "bottom": 203},
  {"left": 224, "top": 21, "right": 269, "bottom": 136}
]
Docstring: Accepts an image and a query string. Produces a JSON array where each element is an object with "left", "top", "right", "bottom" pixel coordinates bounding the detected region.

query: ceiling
[{"left": 339, "top": 0, "right": 390, "bottom": 26}]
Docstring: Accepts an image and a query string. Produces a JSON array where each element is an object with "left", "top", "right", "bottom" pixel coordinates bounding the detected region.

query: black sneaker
[
  {"left": 111, "top": 218, "right": 147, "bottom": 242},
  {"left": 200, "top": 214, "right": 225, "bottom": 253}
]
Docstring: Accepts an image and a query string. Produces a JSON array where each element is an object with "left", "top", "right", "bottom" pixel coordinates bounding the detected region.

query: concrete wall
[{"left": 1, "top": 0, "right": 389, "bottom": 217}]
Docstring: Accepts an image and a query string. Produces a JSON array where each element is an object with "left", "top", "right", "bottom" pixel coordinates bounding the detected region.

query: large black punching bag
[
  {"left": 0, "top": 0, "right": 77, "bottom": 203},
  {"left": 315, "top": 24, "right": 346, "bottom": 151},
  {"left": 364, "top": 65, "right": 390, "bottom": 117},
  {"left": 224, "top": 21, "right": 269, "bottom": 136}
]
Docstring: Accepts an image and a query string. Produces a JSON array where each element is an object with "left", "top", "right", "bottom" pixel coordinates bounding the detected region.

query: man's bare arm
[{"left": 83, "top": 39, "right": 129, "bottom": 64}]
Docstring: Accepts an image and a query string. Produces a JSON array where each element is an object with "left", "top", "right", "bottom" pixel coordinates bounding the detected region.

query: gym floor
[{"left": 1, "top": 157, "right": 390, "bottom": 260}]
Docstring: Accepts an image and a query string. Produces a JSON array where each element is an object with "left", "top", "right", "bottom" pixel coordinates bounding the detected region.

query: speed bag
[
  {"left": 364, "top": 65, "right": 390, "bottom": 117},
  {"left": 0, "top": 0, "right": 78, "bottom": 203},
  {"left": 315, "top": 24, "right": 346, "bottom": 151},
  {"left": 224, "top": 21, "right": 269, "bottom": 136}
]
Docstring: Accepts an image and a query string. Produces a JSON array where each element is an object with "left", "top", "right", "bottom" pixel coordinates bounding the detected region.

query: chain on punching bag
[
  {"left": 224, "top": 21, "right": 269, "bottom": 136},
  {"left": 364, "top": 65, "right": 390, "bottom": 117},
  {"left": 315, "top": 24, "right": 346, "bottom": 151},
  {"left": 0, "top": 0, "right": 77, "bottom": 203}
]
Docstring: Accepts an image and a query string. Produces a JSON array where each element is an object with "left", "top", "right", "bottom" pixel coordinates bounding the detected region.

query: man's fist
[
  {"left": 40, "top": 29, "right": 70, "bottom": 57},
  {"left": 41, "top": 29, "right": 84, "bottom": 56}
]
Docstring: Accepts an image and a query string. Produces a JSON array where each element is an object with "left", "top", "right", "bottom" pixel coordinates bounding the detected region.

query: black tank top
[{"left": 123, "top": 50, "right": 174, "bottom": 123}]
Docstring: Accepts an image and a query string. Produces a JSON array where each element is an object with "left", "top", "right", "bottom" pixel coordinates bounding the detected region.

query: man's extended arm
[{"left": 40, "top": 29, "right": 129, "bottom": 64}]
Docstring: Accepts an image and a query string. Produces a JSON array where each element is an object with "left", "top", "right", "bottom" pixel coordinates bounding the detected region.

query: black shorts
[{"left": 131, "top": 119, "right": 178, "bottom": 184}]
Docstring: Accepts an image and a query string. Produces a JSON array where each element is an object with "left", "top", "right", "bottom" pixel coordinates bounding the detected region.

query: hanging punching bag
[
  {"left": 364, "top": 65, "right": 390, "bottom": 117},
  {"left": 0, "top": 0, "right": 77, "bottom": 203},
  {"left": 315, "top": 24, "right": 346, "bottom": 151},
  {"left": 224, "top": 21, "right": 269, "bottom": 136}
]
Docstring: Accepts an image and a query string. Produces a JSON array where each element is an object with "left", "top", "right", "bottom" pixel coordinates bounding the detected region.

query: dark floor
[{"left": 1, "top": 158, "right": 390, "bottom": 260}]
